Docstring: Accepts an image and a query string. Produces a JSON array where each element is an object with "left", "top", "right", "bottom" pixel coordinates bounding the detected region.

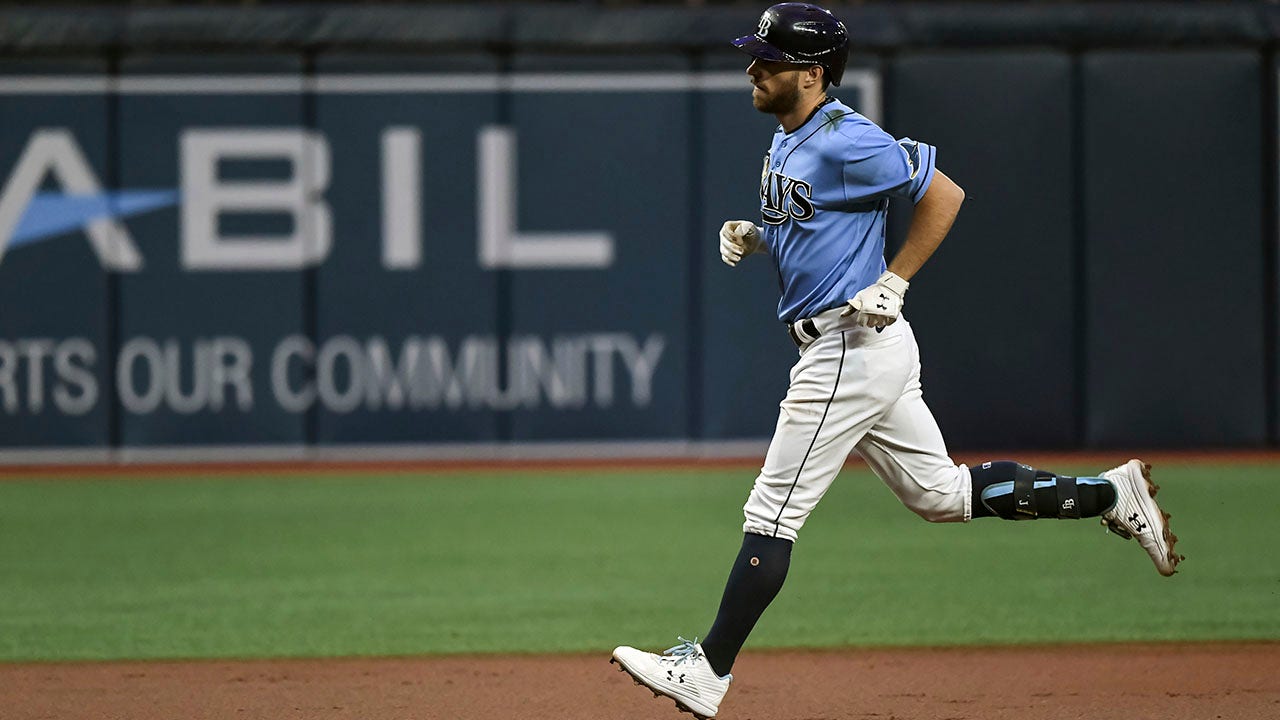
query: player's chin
[{"left": 753, "top": 95, "right": 785, "bottom": 114}]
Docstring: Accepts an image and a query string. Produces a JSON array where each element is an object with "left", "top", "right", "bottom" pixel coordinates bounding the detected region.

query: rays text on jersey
[{"left": 759, "top": 166, "right": 815, "bottom": 225}]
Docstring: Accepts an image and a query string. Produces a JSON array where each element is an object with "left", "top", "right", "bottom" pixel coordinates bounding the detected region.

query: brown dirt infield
[{"left": 5, "top": 642, "right": 1277, "bottom": 720}]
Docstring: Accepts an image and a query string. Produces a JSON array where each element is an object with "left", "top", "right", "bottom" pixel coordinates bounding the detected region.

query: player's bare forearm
[{"left": 887, "top": 169, "right": 965, "bottom": 281}]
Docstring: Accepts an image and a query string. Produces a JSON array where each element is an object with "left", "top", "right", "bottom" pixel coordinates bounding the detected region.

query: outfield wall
[{"left": 0, "top": 4, "right": 1274, "bottom": 457}]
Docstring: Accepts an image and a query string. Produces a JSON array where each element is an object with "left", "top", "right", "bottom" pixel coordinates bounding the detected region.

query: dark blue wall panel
[
  {"left": 696, "top": 51, "right": 794, "bottom": 440},
  {"left": 312, "top": 55, "right": 502, "bottom": 443},
  {"left": 0, "top": 47, "right": 1272, "bottom": 456},
  {"left": 115, "top": 56, "right": 306, "bottom": 446},
  {"left": 0, "top": 61, "right": 110, "bottom": 448},
  {"left": 889, "top": 51, "right": 1076, "bottom": 450},
  {"left": 1084, "top": 51, "right": 1265, "bottom": 447},
  {"left": 505, "top": 56, "right": 692, "bottom": 440}
]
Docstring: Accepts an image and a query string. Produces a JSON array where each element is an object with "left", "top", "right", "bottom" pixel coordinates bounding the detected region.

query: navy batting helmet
[{"left": 732, "top": 3, "right": 850, "bottom": 87}]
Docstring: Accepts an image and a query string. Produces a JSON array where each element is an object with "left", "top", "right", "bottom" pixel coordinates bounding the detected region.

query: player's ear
[{"left": 805, "top": 64, "right": 824, "bottom": 90}]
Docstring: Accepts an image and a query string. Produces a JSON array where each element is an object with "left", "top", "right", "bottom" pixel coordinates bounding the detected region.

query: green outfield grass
[{"left": 0, "top": 463, "right": 1276, "bottom": 662}]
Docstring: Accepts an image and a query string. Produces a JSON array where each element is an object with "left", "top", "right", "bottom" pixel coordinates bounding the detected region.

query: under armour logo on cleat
[
  {"left": 666, "top": 670, "right": 686, "bottom": 684},
  {"left": 1128, "top": 513, "right": 1147, "bottom": 532}
]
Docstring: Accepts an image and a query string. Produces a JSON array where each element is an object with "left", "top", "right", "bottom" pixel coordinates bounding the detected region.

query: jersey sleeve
[{"left": 841, "top": 127, "right": 937, "bottom": 205}]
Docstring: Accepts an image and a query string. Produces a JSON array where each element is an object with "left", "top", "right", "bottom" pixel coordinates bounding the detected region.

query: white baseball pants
[{"left": 742, "top": 309, "right": 972, "bottom": 542}]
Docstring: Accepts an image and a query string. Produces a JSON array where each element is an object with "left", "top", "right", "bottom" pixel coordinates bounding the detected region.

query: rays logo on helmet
[{"left": 758, "top": 16, "right": 772, "bottom": 37}]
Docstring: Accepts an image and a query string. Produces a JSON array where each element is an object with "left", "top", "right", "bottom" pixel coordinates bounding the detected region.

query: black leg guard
[{"left": 970, "top": 461, "right": 1115, "bottom": 520}]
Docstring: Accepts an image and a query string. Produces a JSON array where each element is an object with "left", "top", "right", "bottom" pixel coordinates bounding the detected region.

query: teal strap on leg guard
[{"left": 1013, "top": 464, "right": 1037, "bottom": 517}]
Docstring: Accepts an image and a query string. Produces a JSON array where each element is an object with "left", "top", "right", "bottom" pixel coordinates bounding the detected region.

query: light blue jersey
[{"left": 757, "top": 97, "right": 936, "bottom": 323}]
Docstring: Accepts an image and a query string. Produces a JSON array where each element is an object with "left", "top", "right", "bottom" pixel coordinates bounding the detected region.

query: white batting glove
[
  {"left": 719, "top": 220, "right": 763, "bottom": 267},
  {"left": 842, "top": 271, "right": 910, "bottom": 328}
]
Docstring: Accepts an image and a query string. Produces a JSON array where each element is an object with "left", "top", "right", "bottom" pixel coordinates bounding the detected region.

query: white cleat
[
  {"left": 610, "top": 638, "right": 732, "bottom": 720},
  {"left": 1100, "top": 459, "right": 1184, "bottom": 576}
]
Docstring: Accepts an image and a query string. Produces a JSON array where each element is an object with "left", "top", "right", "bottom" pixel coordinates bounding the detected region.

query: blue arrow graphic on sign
[{"left": 9, "top": 190, "right": 179, "bottom": 249}]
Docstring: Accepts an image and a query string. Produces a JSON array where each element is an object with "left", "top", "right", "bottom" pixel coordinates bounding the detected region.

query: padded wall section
[
  {"left": 1084, "top": 51, "right": 1265, "bottom": 447},
  {"left": 504, "top": 56, "right": 692, "bottom": 440},
  {"left": 311, "top": 55, "right": 502, "bottom": 443},
  {"left": 890, "top": 52, "right": 1076, "bottom": 449},
  {"left": 115, "top": 56, "right": 306, "bottom": 445},
  {"left": 0, "top": 60, "right": 111, "bottom": 448}
]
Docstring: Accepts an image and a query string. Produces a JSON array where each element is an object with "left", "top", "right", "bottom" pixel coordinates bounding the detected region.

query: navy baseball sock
[
  {"left": 700, "top": 532, "right": 792, "bottom": 678},
  {"left": 969, "top": 461, "right": 1116, "bottom": 519}
]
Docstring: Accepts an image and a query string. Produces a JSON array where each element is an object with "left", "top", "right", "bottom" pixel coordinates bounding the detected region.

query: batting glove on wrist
[
  {"left": 719, "top": 220, "right": 763, "bottom": 267},
  {"left": 842, "top": 271, "right": 910, "bottom": 328}
]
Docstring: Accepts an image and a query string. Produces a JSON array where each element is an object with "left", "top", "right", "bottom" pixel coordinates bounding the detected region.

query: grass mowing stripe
[{"left": 0, "top": 465, "right": 1275, "bottom": 661}]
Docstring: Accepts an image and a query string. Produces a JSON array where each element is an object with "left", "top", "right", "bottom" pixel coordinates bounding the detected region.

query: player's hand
[
  {"left": 719, "top": 220, "right": 762, "bottom": 267},
  {"left": 842, "top": 271, "right": 910, "bottom": 328}
]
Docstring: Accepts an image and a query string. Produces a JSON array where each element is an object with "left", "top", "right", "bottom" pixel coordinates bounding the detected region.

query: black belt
[{"left": 786, "top": 318, "right": 820, "bottom": 348}]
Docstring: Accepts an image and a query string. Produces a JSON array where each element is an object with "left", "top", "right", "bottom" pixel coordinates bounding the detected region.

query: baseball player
[{"left": 610, "top": 3, "right": 1183, "bottom": 719}]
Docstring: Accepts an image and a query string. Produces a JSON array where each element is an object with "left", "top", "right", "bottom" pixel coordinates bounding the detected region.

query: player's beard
[{"left": 753, "top": 76, "right": 802, "bottom": 115}]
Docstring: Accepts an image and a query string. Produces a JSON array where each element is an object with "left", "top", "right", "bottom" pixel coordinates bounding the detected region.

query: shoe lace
[{"left": 662, "top": 636, "right": 703, "bottom": 666}]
